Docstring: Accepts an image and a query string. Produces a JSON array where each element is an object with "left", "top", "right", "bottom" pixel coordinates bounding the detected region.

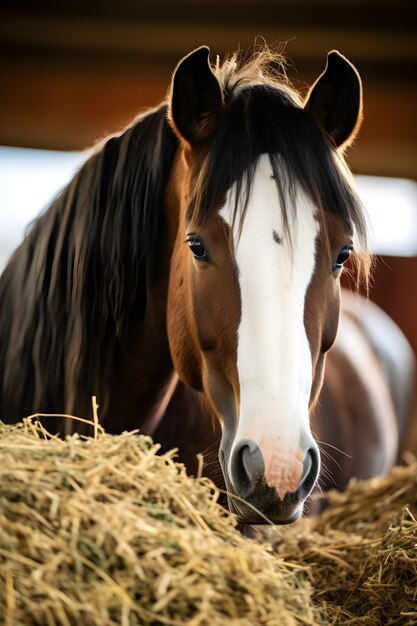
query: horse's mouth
[{"left": 226, "top": 483, "right": 304, "bottom": 525}]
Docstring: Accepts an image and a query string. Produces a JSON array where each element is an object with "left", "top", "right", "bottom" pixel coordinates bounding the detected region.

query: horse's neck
[
  {"left": 141, "top": 371, "right": 179, "bottom": 435},
  {"left": 153, "top": 379, "right": 224, "bottom": 489}
]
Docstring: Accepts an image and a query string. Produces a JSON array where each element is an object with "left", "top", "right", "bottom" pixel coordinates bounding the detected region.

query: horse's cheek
[{"left": 167, "top": 263, "right": 203, "bottom": 392}]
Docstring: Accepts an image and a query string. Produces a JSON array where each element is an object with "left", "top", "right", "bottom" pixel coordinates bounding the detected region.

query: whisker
[
  {"left": 318, "top": 454, "right": 339, "bottom": 486},
  {"left": 318, "top": 461, "right": 333, "bottom": 479},
  {"left": 304, "top": 484, "right": 327, "bottom": 515},
  {"left": 315, "top": 438, "right": 353, "bottom": 459},
  {"left": 318, "top": 448, "right": 344, "bottom": 473},
  {"left": 318, "top": 469, "right": 337, "bottom": 489}
]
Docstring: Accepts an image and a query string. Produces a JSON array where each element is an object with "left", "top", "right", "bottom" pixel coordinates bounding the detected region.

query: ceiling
[{"left": 1, "top": 0, "right": 416, "bottom": 179}]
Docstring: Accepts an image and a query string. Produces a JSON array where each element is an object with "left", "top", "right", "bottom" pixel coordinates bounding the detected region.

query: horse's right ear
[{"left": 168, "top": 46, "right": 224, "bottom": 146}]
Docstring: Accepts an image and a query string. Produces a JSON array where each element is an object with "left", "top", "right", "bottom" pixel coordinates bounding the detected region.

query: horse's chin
[
  {"left": 236, "top": 509, "right": 303, "bottom": 526},
  {"left": 240, "top": 520, "right": 301, "bottom": 540},
  {"left": 227, "top": 490, "right": 305, "bottom": 526}
]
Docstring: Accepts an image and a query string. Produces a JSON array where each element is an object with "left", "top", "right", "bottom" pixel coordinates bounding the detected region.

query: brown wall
[
  {"left": 369, "top": 258, "right": 417, "bottom": 359},
  {"left": 1, "top": 1, "right": 416, "bottom": 178}
]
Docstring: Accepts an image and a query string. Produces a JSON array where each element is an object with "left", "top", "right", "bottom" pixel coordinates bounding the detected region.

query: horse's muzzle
[{"left": 225, "top": 438, "right": 320, "bottom": 524}]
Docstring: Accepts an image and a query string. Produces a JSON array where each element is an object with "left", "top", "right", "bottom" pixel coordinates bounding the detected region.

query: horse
[{"left": 1, "top": 45, "right": 416, "bottom": 525}]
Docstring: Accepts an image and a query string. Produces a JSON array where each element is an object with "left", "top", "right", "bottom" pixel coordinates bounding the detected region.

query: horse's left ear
[
  {"left": 304, "top": 50, "right": 363, "bottom": 150},
  {"left": 168, "top": 46, "right": 224, "bottom": 146}
]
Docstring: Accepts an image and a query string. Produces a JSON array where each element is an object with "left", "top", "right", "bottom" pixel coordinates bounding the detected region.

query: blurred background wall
[{"left": 1, "top": 0, "right": 416, "bottom": 354}]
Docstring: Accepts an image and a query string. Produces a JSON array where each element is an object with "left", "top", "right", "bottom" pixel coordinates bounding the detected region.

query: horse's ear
[
  {"left": 304, "top": 50, "right": 363, "bottom": 150},
  {"left": 168, "top": 46, "right": 224, "bottom": 146}
]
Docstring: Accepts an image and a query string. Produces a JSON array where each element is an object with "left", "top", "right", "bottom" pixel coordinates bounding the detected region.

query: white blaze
[{"left": 220, "top": 154, "right": 319, "bottom": 497}]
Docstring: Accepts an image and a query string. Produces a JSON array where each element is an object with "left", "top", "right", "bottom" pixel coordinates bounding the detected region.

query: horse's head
[{"left": 166, "top": 46, "right": 368, "bottom": 524}]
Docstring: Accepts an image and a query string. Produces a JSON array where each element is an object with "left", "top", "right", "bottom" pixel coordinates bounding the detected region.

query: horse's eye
[
  {"left": 187, "top": 236, "right": 210, "bottom": 263},
  {"left": 333, "top": 245, "right": 352, "bottom": 271}
]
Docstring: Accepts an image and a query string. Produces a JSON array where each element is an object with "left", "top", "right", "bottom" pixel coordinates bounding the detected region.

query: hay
[
  {"left": 274, "top": 465, "right": 417, "bottom": 625},
  {"left": 1, "top": 418, "right": 416, "bottom": 626},
  {"left": 0, "top": 419, "right": 320, "bottom": 626}
]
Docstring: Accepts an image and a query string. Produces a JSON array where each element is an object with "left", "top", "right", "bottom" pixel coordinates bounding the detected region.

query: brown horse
[{"left": 1, "top": 45, "right": 415, "bottom": 524}]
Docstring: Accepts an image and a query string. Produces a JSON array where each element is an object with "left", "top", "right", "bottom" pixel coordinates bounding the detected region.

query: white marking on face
[{"left": 220, "top": 154, "right": 320, "bottom": 498}]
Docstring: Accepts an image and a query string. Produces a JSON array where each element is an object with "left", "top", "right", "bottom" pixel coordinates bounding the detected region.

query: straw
[{"left": 1, "top": 414, "right": 416, "bottom": 625}]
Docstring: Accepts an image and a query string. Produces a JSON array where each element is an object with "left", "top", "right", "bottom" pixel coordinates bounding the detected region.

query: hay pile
[
  {"left": 275, "top": 467, "right": 417, "bottom": 624},
  {"left": 0, "top": 418, "right": 416, "bottom": 626},
  {"left": 0, "top": 419, "right": 320, "bottom": 626}
]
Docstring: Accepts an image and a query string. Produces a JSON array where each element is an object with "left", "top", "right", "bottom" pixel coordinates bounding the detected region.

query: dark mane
[
  {"left": 190, "top": 50, "right": 369, "bottom": 271},
  {"left": 0, "top": 104, "right": 178, "bottom": 422}
]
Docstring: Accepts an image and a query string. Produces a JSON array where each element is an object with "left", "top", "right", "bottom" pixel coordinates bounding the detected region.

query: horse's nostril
[
  {"left": 241, "top": 446, "right": 254, "bottom": 480},
  {"left": 301, "top": 449, "right": 313, "bottom": 482},
  {"left": 299, "top": 448, "right": 320, "bottom": 497},
  {"left": 232, "top": 439, "right": 265, "bottom": 498}
]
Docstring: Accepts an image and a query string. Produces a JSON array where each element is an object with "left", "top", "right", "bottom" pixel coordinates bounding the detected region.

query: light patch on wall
[
  {"left": 0, "top": 147, "right": 83, "bottom": 272},
  {"left": 356, "top": 175, "right": 417, "bottom": 257},
  {"left": 0, "top": 147, "right": 416, "bottom": 272}
]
